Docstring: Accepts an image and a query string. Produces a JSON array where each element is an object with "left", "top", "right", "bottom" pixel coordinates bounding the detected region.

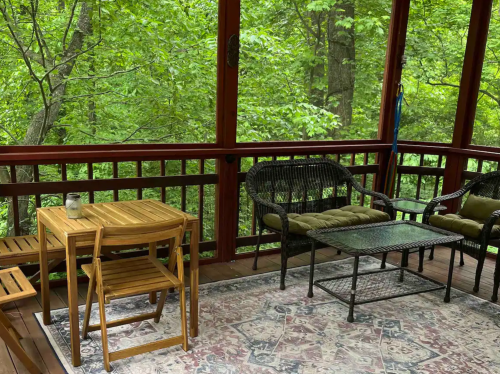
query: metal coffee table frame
[{"left": 307, "top": 221, "right": 463, "bottom": 322}]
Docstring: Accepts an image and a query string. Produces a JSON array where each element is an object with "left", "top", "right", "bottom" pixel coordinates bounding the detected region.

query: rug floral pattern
[{"left": 36, "top": 256, "right": 500, "bottom": 374}]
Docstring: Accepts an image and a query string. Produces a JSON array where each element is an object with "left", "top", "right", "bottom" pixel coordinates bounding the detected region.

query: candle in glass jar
[{"left": 66, "top": 193, "right": 83, "bottom": 219}]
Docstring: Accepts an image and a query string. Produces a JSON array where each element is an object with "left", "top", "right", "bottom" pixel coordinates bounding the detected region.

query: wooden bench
[
  {"left": 0, "top": 234, "right": 66, "bottom": 265},
  {"left": 0, "top": 235, "right": 96, "bottom": 284}
]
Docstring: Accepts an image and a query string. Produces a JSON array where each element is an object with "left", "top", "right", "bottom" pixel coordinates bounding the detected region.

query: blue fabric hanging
[
  {"left": 384, "top": 85, "right": 404, "bottom": 197},
  {"left": 392, "top": 85, "right": 404, "bottom": 154}
]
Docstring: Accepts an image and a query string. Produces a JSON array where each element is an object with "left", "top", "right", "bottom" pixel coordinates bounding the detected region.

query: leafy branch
[{"left": 427, "top": 80, "right": 500, "bottom": 106}]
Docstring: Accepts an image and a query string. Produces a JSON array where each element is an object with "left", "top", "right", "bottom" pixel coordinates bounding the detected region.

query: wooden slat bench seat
[
  {"left": 0, "top": 234, "right": 68, "bottom": 266},
  {"left": 0, "top": 235, "right": 95, "bottom": 285}
]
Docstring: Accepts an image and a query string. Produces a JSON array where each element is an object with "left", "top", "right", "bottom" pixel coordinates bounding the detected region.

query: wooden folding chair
[
  {"left": 0, "top": 267, "right": 41, "bottom": 374},
  {"left": 81, "top": 217, "right": 188, "bottom": 372}
]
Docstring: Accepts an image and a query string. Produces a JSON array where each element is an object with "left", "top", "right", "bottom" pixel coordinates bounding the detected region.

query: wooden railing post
[
  {"left": 214, "top": 0, "right": 240, "bottom": 262},
  {"left": 441, "top": 0, "right": 493, "bottom": 213},
  {"left": 215, "top": 157, "right": 239, "bottom": 262},
  {"left": 375, "top": 0, "right": 410, "bottom": 194}
]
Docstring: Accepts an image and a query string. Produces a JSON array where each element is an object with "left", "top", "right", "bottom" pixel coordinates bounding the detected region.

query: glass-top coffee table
[{"left": 307, "top": 221, "right": 463, "bottom": 322}]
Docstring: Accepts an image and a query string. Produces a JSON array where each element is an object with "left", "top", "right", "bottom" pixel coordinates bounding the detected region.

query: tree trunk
[
  {"left": 4, "top": 2, "right": 93, "bottom": 235},
  {"left": 327, "top": 0, "right": 355, "bottom": 138},
  {"left": 304, "top": 11, "right": 326, "bottom": 140},
  {"left": 309, "top": 11, "right": 326, "bottom": 108},
  {"left": 87, "top": 44, "right": 97, "bottom": 130}
]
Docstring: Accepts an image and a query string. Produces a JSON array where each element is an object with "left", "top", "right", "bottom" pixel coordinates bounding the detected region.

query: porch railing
[{"left": 1, "top": 140, "right": 500, "bottom": 279}]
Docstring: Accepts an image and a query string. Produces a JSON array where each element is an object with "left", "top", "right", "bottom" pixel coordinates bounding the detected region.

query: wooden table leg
[
  {"left": 189, "top": 222, "right": 199, "bottom": 337},
  {"left": 149, "top": 242, "right": 158, "bottom": 304},
  {"left": 37, "top": 215, "right": 51, "bottom": 326},
  {"left": 66, "top": 235, "right": 81, "bottom": 367}
]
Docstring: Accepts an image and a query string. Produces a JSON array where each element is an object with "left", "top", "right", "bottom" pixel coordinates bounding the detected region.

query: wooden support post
[
  {"left": 441, "top": 0, "right": 493, "bottom": 213},
  {"left": 113, "top": 162, "right": 119, "bottom": 201},
  {"left": 375, "top": 0, "right": 410, "bottom": 193},
  {"left": 10, "top": 165, "right": 20, "bottom": 236},
  {"left": 33, "top": 165, "right": 41, "bottom": 208},
  {"left": 61, "top": 163, "right": 68, "bottom": 202},
  {"left": 214, "top": 0, "right": 240, "bottom": 262},
  {"left": 215, "top": 159, "right": 239, "bottom": 262},
  {"left": 87, "top": 163, "right": 94, "bottom": 203},
  {"left": 136, "top": 161, "right": 143, "bottom": 200}
]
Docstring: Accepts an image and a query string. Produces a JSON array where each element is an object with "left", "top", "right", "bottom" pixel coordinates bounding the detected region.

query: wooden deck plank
[
  {"left": 78, "top": 283, "right": 96, "bottom": 304},
  {"left": 199, "top": 262, "right": 244, "bottom": 282},
  {"left": 5, "top": 302, "right": 50, "bottom": 374},
  {"left": 14, "top": 296, "right": 65, "bottom": 374},
  {"left": 53, "top": 286, "right": 86, "bottom": 308},
  {"left": 35, "top": 289, "right": 66, "bottom": 311},
  {"left": 0, "top": 339, "right": 17, "bottom": 374}
]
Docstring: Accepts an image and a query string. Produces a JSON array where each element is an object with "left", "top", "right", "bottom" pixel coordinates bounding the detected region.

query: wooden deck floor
[{"left": 1, "top": 247, "right": 498, "bottom": 374}]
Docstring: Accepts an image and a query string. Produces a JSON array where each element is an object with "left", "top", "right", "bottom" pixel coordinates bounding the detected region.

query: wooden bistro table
[{"left": 37, "top": 199, "right": 199, "bottom": 367}]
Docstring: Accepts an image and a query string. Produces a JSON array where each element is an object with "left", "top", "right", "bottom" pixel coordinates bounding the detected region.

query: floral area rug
[{"left": 35, "top": 256, "right": 500, "bottom": 374}]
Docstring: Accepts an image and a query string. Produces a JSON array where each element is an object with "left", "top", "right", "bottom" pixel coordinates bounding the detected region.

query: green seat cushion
[
  {"left": 459, "top": 194, "right": 500, "bottom": 223},
  {"left": 429, "top": 214, "right": 500, "bottom": 239},
  {"left": 262, "top": 205, "right": 391, "bottom": 235}
]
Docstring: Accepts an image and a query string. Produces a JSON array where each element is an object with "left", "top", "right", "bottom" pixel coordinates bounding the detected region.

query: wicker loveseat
[
  {"left": 245, "top": 158, "right": 394, "bottom": 290},
  {"left": 423, "top": 171, "right": 500, "bottom": 301}
]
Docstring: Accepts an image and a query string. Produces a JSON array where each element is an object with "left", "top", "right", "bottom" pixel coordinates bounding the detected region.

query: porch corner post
[
  {"left": 441, "top": 0, "right": 493, "bottom": 213},
  {"left": 215, "top": 0, "right": 241, "bottom": 262},
  {"left": 375, "top": 0, "right": 410, "bottom": 195}
]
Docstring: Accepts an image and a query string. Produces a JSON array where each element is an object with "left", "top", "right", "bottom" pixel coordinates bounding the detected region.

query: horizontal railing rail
[
  {"left": 0, "top": 142, "right": 391, "bottom": 165},
  {"left": 0, "top": 139, "right": 385, "bottom": 154},
  {"left": 0, "top": 174, "right": 219, "bottom": 197},
  {"left": 236, "top": 164, "right": 379, "bottom": 183}
]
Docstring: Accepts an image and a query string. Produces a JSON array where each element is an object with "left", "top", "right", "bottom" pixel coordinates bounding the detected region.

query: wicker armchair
[
  {"left": 245, "top": 158, "right": 394, "bottom": 290},
  {"left": 423, "top": 171, "right": 500, "bottom": 301}
]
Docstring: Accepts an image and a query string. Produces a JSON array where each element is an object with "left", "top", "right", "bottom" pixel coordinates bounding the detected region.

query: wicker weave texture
[
  {"left": 246, "top": 158, "right": 394, "bottom": 240},
  {"left": 423, "top": 170, "right": 500, "bottom": 300},
  {"left": 245, "top": 158, "right": 394, "bottom": 289}
]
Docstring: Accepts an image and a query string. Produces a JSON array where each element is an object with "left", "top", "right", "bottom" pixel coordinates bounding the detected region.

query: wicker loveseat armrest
[
  {"left": 351, "top": 182, "right": 394, "bottom": 219},
  {"left": 423, "top": 185, "right": 474, "bottom": 224},
  {"left": 481, "top": 209, "right": 500, "bottom": 244},
  {"left": 248, "top": 196, "right": 290, "bottom": 237}
]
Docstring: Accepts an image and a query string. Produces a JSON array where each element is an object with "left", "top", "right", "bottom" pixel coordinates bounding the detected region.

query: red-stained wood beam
[
  {"left": 10, "top": 165, "right": 20, "bottom": 235},
  {"left": 0, "top": 143, "right": 220, "bottom": 153},
  {"left": 214, "top": 0, "right": 240, "bottom": 262},
  {"left": 441, "top": 0, "right": 493, "bottom": 213},
  {"left": 378, "top": 0, "right": 410, "bottom": 144},
  {"left": 0, "top": 174, "right": 219, "bottom": 197},
  {"left": 452, "top": 0, "right": 493, "bottom": 150},
  {"left": 0, "top": 143, "right": 390, "bottom": 166},
  {"left": 0, "top": 139, "right": 383, "bottom": 154},
  {"left": 375, "top": 0, "right": 410, "bottom": 193},
  {"left": 236, "top": 139, "right": 382, "bottom": 148}
]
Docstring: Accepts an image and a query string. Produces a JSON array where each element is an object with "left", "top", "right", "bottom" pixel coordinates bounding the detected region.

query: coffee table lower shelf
[{"left": 314, "top": 268, "right": 445, "bottom": 320}]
